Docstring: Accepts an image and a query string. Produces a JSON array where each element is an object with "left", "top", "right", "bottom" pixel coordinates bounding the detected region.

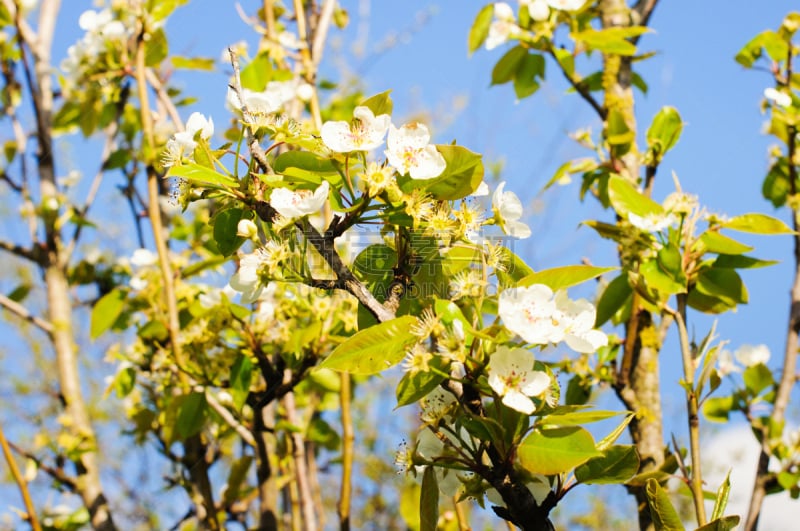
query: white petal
[
  {"left": 502, "top": 391, "right": 535, "bottom": 415},
  {"left": 520, "top": 370, "right": 551, "bottom": 396},
  {"left": 506, "top": 219, "right": 531, "bottom": 239},
  {"left": 408, "top": 145, "right": 446, "bottom": 180}
]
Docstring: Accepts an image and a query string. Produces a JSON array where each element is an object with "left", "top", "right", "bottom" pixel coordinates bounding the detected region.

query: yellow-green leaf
[
  {"left": 318, "top": 316, "right": 418, "bottom": 374},
  {"left": 519, "top": 427, "right": 602, "bottom": 475},
  {"left": 518, "top": 265, "right": 617, "bottom": 291}
]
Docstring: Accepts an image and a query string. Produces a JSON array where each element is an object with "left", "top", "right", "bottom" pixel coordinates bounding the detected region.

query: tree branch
[
  {"left": 228, "top": 49, "right": 273, "bottom": 174},
  {"left": 746, "top": 43, "right": 799, "bottom": 531},
  {"left": 0, "top": 423, "right": 42, "bottom": 531},
  {"left": 0, "top": 292, "right": 54, "bottom": 336}
]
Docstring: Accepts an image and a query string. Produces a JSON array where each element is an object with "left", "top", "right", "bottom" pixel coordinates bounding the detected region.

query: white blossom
[
  {"left": 229, "top": 251, "right": 267, "bottom": 304},
  {"left": 628, "top": 211, "right": 677, "bottom": 232},
  {"left": 236, "top": 219, "right": 258, "bottom": 239},
  {"left": 130, "top": 248, "right": 158, "bottom": 268},
  {"left": 546, "top": 0, "right": 585, "bottom": 10},
  {"left": 492, "top": 182, "right": 531, "bottom": 239},
  {"left": 527, "top": 0, "right": 551, "bottom": 21},
  {"left": 716, "top": 349, "right": 740, "bottom": 376},
  {"left": 764, "top": 87, "right": 792, "bottom": 108},
  {"left": 499, "top": 285, "right": 608, "bottom": 353},
  {"left": 487, "top": 346, "right": 551, "bottom": 414},
  {"left": 270, "top": 180, "right": 330, "bottom": 220},
  {"left": 486, "top": 3, "right": 520, "bottom": 50},
  {"left": 385, "top": 123, "right": 446, "bottom": 180},
  {"left": 320, "top": 106, "right": 391, "bottom": 153},
  {"left": 734, "top": 344, "right": 770, "bottom": 367}
]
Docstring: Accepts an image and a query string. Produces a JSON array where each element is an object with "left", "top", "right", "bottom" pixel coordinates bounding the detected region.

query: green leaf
[
  {"left": 230, "top": 354, "right": 253, "bottom": 411},
  {"left": 713, "top": 254, "right": 778, "bottom": 270},
  {"left": 468, "top": 4, "right": 494, "bottom": 55},
  {"left": 168, "top": 162, "right": 238, "bottom": 187},
  {"left": 640, "top": 259, "right": 686, "bottom": 297},
  {"left": 572, "top": 27, "right": 651, "bottom": 56},
  {"left": 176, "top": 392, "right": 208, "bottom": 439},
  {"left": 596, "top": 413, "right": 634, "bottom": 451},
  {"left": 361, "top": 90, "right": 393, "bottom": 117},
  {"left": 212, "top": 208, "right": 247, "bottom": 257},
  {"left": 171, "top": 56, "right": 215, "bottom": 71},
  {"left": 318, "top": 316, "right": 418, "bottom": 374},
  {"left": 518, "top": 265, "right": 617, "bottom": 291},
  {"left": 735, "top": 30, "right": 788, "bottom": 68},
  {"left": 519, "top": 427, "right": 602, "bottom": 475},
  {"left": 702, "top": 395, "right": 734, "bottom": 423},
  {"left": 762, "top": 160, "right": 790, "bottom": 207},
  {"left": 491, "top": 45, "right": 527, "bottom": 85},
  {"left": 575, "top": 445, "right": 639, "bottom": 485},
  {"left": 695, "top": 516, "right": 740, "bottom": 531},
  {"left": 645, "top": 479, "right": 686, "bottom": 531},
  {"left": 400, "top": 481, "right": 422, "bottom": 530},
  {"left": 111, "top": 366, "right": 136, "bottom": 398},
  {"left": 6, "top": 284, "right": 30, "bottom": 303},
  {"left": 148, "top": 0, "right": 188, "bottom": 20},
  {"left": 646, "top": 107, "right": 683, "bottom": 161},
  {"left": 91, "top": 288, "right": 127, "bottom": 340},
  {"left": 722, "top": 213, "right": 794, "bottom": 235},
  {"left": 594, "top": 274, "right": 631, "bottom": 326},
  {"left": 138, "top": 320, "right": 168, "bottom": 342},
  {"left": 608, "top": 174, "right": 663, "bottom": 218},
  {"left": 145, "top": 28, "right": 169, "bottom": 66},
  {"left": 698, "top": 231, "right": 754, "bottom": 255},
  {"left": 710, "top": 471, "right": 732, "bottom": 522},
  {"left": 420, "top": 466, "right": 439, "bottom": 531},
  {"left": 743, "top": 363, "right": 774, "bottom": 397},
  {"left": 542, "top": 409, "right": 626, "bottom": 427},
  {"left": 695, "top": 268, "right": 747, "bottom": 306},
  {"left": 513, "top": 53, "right": 546, "bottom": 100},
  {"left": 53, "top": 101, "right": 82, "bottom": 132},
  {"left": 396, "top": 371, "right": 444, "bottom": 407},
  {"left": 398, "top": 145, "right": 484, "bottom": 200},
  {"left": 607, "top": 109, "right": 635, "bottom": 149},
  {"left": 222, "top": 455, "right": 253, "bottom": 506},
  {"left": 240, "top": 52, "right": 273, "bottom": 91}
]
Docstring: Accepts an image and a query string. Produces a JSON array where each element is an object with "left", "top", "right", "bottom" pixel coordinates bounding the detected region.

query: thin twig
[
  {"left": 228, "top": 49, "right": 273, "bottom": 174},
  {"left": 0, "top": 423, "right": 42, "bottom": 531},
  {"left": 337, "top": 374, "right": 354, "bottom": 531},
  {"left": 205, "top": 392, "right": 256, "bottom": 447},
  {"left": 546, "top": 45, "right": 607, "bottom": 120},
  {"left": 667, "top": 296, "right": 706, "bottom": 526},
  {"left": 0, "top": 292, "right": 54, "bottom": 336}
]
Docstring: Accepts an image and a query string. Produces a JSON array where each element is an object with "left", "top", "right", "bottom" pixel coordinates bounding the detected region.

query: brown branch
[
  {"left": 7, "top": 439, "right": 77, "bottom": 490},
  {"left": 0, "top": 424, "right": 42, "bottom": 531},
  {"left": 746, "top": 43, "right": 799, "bottom": 531},
  {"left": 631, "top": 0, "right": 661, "bottom": 40},
  {"left": 0, "top": 240, "right": 41, "bottom": 264},
  {"left": 546, "top": 44, "right": 607, "bottom": 120},
  {"left": 0, "top": 292, "right": 54, "bottom": 336},
  {"left": 283, "top": 370, "right": 317, "bottom": 531},
  {"left": 337, "top": 374, "right": 354, "bottom": 531}
]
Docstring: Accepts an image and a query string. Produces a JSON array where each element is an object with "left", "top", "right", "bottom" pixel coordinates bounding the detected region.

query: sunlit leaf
[
  {"left": 319, "top": 316, "right": 418, "bottom": 374},
  {"left": 519, "top": 427, "right": 602, "bottom": 475}
]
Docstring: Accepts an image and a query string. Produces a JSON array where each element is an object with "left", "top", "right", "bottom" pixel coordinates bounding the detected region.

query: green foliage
[
  {"left": 518, "top": 426, "right": 602, "bottom": 475},
  {"left": 318, "top": 316, "right": 418, "bottom": 374},
  {"left": 645, "top": 479, "right": 685, "bottom": 531}
]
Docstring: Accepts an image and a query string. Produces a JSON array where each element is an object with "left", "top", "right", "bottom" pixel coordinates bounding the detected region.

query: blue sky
[{"left": 5, "top": 0, "right": 799, "bottom": 527}]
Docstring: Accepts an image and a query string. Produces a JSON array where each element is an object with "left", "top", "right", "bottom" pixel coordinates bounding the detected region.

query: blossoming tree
[{"left": 0, "top": 1, "right": 799, "bottom": 530}]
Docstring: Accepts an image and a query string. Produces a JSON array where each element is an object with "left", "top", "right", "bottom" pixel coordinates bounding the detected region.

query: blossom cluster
[
  {"left": 61, "top": 8, "right": 135, "bottom": 92},
  {"left": 499, "top": 284, "right": 608, "bottom": 354},
  {"left": 486, "top": 0, "right": 587, "bottom": 50}
]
